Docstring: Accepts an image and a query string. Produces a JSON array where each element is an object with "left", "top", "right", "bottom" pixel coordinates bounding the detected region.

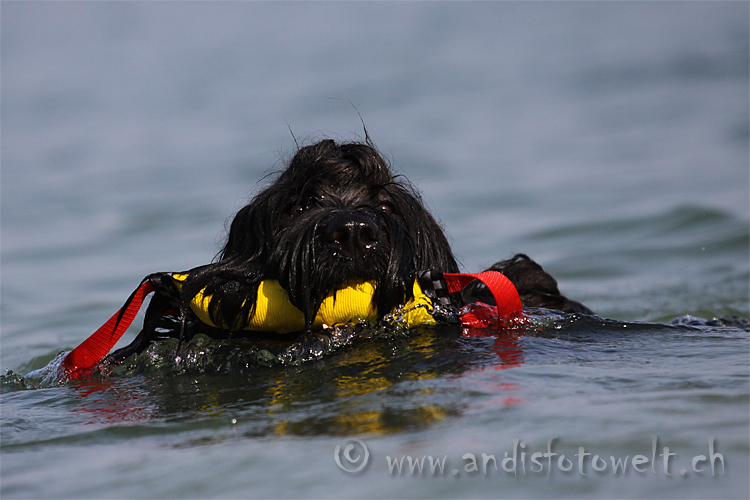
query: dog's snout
[{"left": 324, "top": 213, "right": 379, "bottom": 255}]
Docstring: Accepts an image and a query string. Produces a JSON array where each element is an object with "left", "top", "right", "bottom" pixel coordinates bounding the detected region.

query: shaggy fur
[
  {"left": 182, "top": 139, "right": 460, "bottom": 330},
  {"left": 113, "top": 139, "right": 590, "bottom": 359}
]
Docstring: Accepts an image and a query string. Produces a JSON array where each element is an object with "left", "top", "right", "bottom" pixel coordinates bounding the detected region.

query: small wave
[
  {"left": 668, "top": 314, "right": 750, "bottom": 330},
  {"left": 2, "top": 351, "right": 69, "bottom": 390}
]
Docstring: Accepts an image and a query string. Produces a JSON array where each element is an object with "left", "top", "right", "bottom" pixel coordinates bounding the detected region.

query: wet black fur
[
  {"left": 182, "top": 139, "right": 459, "bottom": 331},
  {"left": 112, "top": 139, "right": 590, "bottom": 360}
]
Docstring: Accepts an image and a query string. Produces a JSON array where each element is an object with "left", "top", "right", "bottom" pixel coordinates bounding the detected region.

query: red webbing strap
[
  {"left": 63, "top": 280, "right": 155, "bottom": 380},
  {"left": 443, "top": 271, "right": 523, "bottom": 325}
]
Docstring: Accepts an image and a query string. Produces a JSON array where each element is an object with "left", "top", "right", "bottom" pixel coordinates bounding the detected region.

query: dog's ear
[
  {"left": 173, "top": 191, "right": 282, "bottom": 332},
  {"left": 368, "top": 183, "right": 460, "bottom": 317},
  {"left": 386, "top": 185, "right": 460, "bottom": 274},
  {"left": 221, "top": 192, "right": 278, "bottom": 262},
  {"left": 409, "top": 208, "right": 459, "bottom": 273}
]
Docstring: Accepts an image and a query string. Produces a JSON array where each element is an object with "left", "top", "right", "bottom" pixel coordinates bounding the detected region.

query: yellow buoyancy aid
[{"left": 170, "top": 274, "right": 437, "bottom": 334}]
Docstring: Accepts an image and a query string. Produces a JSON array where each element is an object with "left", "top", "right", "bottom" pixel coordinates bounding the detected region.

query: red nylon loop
[
  {"left": 443, "top": 271, "right": 523, "bottom": 326},
  {"left": 63, "top": 280, "right": 155, "bottom": 380}
]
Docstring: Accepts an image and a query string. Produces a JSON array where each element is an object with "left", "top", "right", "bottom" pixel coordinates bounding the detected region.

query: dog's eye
[
  {"left": 378, "top": 203, "right": 394, "bottom": 215},
  {"left": 289, "top": 204, "right": 304, "bottom": 217}
]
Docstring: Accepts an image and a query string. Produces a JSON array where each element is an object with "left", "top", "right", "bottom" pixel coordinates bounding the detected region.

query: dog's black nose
[{"left": 324, "top": 212, "right": 379, "bottom": 255}]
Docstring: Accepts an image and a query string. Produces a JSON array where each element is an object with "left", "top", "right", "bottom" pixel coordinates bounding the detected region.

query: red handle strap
[
  {"left": 63, "top": 280, "right": 155, "bottom": 380},
  {"left": 443, "top": 271, "right": 523, "bottom": 326}
]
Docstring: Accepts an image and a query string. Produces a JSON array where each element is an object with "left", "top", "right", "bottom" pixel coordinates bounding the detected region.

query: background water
[{"left": 1, "top": 2, "right": 748, "bottom": 499}]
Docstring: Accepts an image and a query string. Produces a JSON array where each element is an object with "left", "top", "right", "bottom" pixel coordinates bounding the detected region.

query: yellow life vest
[
  {"left": 62, "top": 269, "right": 521, "bottom": 380},
  {"left": 170, "top": 274, "right": 436, "bottom": 334}
]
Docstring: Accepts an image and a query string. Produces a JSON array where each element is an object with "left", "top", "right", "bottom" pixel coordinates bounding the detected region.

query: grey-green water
[{"left": 2, "top": 2, "right": 748, "bottom": 498}]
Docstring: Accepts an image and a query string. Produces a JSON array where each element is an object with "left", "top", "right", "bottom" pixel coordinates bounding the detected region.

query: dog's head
[{"left": 186, "top": 139, "right": 458, "bottom": 331}]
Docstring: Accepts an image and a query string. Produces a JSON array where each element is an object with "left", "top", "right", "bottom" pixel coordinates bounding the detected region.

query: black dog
[{"left": 113, "top": 139, "right": 590, "bottom": 359}]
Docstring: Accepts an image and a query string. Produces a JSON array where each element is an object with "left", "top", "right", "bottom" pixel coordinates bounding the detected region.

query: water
[{"left": 2, "top": 2, "right": 748, "bottom": 498}]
